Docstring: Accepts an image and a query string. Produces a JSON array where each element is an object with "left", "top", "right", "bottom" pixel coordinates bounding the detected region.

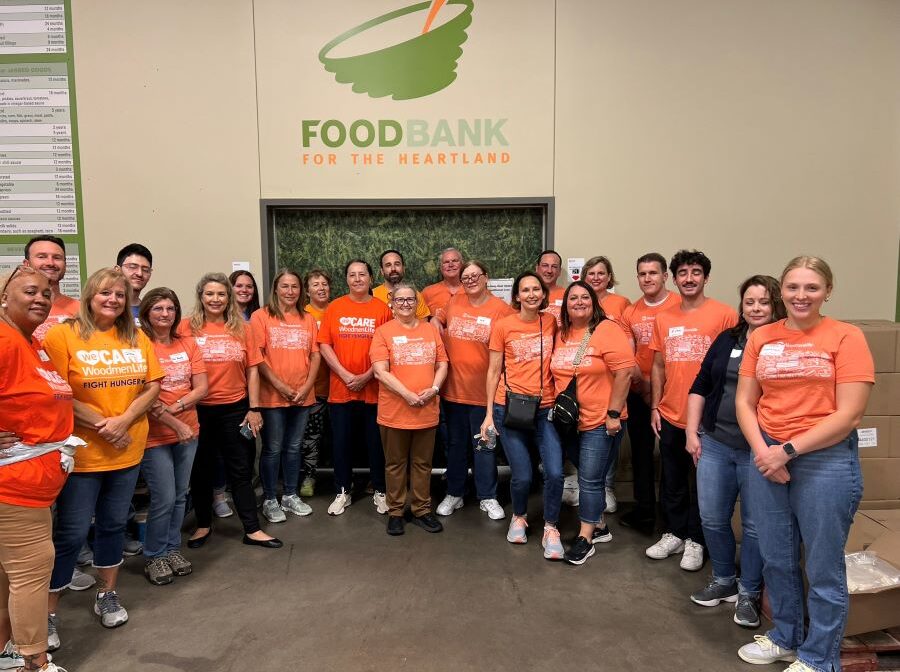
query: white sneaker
[
  {"left": 262, "top": 498, "right": 287, "bottom": 523},
  {"left": 783, "top": 661, "right": 816, "bottom": 671},
  {"left": 604, "top": 487, "right": 618, "bottom": 513},
  {"left": 680, "top": 538, "right": 705, "bottom": 571},
  {"left": 436, "top": 494, "right": 464, "bottom": 516},
  {"left": 0, "top": 640, "right": 23, "bottom": 670},
  {"left": 645, "top": 533, "right": 685, "bottom": 559},
  {"left": 327, "top": 489, "right": 352, "bottom": 516},
  {"left": 479, "top": 498, "right": 505, "bottom": 520},
  {"left": 373, "top": 491, "right": 389, "bottom": 515},
  {"left": 737, "top": 635, "right": 797, "bottom": 665},
  {"left": 281, "top": 494, "right": 312, "bottom": 516},
  {"left": 561, "top": 486, "right": 579, "bottom": 507},
  {"left": 68, "top": 566, "right": 96, "bottom": 591}
]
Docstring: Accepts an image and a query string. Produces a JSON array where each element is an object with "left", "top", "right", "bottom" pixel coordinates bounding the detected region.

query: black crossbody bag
[
  {"left": 550, "top": 328, "right": 592, "bottom": 436},
  {"left": 503, "top": 315, "right": 544, "bottom": 430}
]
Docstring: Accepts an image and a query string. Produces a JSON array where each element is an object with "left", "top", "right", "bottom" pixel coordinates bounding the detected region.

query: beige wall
[{"left": 72, "top": 0, "right": 900, "bottom": 317}]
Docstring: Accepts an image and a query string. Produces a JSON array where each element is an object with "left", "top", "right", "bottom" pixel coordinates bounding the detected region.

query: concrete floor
[{"left": 54, "top": 481, "right": 766, "bottom": 672}]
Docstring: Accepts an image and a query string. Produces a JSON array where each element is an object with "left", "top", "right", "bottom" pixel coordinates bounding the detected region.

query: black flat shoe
[
  {"left": 242, "top": 535, "right": 283, "bottom": 548},
  {"left": 387, "top": 516, "right": 404, "bottom": 536},
  {"left": 187, "top": 530, "right": 212, "bottom": 548},
  {"left": 411, "top": 513, "right": 443, "bottom": 533}
]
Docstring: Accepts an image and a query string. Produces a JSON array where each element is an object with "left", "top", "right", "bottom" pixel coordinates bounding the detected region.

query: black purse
[
  {"left": 550, "top": 329, "right": 592, "bottom": 436},
  {"left": 503, "top": 316, "right": 544, "bottom": 431}
]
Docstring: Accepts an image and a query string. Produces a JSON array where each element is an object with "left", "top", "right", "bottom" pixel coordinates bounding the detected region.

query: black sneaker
[
  {"left": 564, "top": 536, "right": 596, "bottom": 565},
  {"left": 734, "top": 594, "right": 761, "bottom": 628},
  {"left": 411, "top": 513, "right": 443, "bottom": 533},
  {"left": 619, "top": 509, "right": 655, "bottom": 532},
  {"left": 387, "top": 516, "right": 405, "bottom": 536},
  {"left": 690, "top": 576, "right": 739, "bottom": 607},
  {"left": 591, "top": 525, "right": 612, "bottom": 544}
]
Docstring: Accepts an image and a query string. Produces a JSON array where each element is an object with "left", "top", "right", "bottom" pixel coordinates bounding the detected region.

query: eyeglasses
[
  {"left": 460, "top": 272, "right": 484, "bottom": 285},
  {"left": 392, "top": 297, "right": 417, "bottom": 306},
  {"left": 121, "top": 262, "right": 152, "bottom": 275}
]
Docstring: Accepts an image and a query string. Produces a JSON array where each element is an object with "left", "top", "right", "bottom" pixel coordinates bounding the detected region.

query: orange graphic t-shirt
[
  {"left": 0, "top": 322, "right": 74, "bottom": 507},
  {"left": 317, "top": 295, "right": 392, "bottom": 404},
  {"left": 442, "top": 294, "right": 515, "bottom": 406},
  {"left": 177, "top": 320, "right": 262, "bottom": 406},
  {"left": 489, "top": 313, "right": 557, "bottom": 408},
  {"left": 250, "top": 308, "right": 319, "bottom": 408},
  {"left": 304, "top": 303, "right": 330, "bottom": 399},
  {"left": 650, "top": 299, "right": 738, "bottom": 428},
  {"left": 551, "top": 321, "right": 636, "bottom": 431},
  {"left": 33, "top": 294, "right": 79, "bottom": 343},
  {"left": 542, "top": 285, "right": 567, "bottom": 326},
  {"left": 43, "top": 323, "right": 164, "bottom": 472},
  {"left": 622, "top": 292, "right": 682, "bottom": 378},
  {"left": 422, "top": 281, "right": 462, "bottom": 324},
  {"left": 370, "top": 320, "right": 448, "bottom": 429},
  {"left": 599, "top": 292, "right": 631, "bottom": 332},
  {"left": 146, "top": 338, "right": 205, "bottom": 449},
  {"left": 740, "top": 318, "right": 874, "bottom": 442}
]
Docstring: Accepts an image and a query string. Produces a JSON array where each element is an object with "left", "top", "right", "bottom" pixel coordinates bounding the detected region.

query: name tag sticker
[
  {"left": 554, "top": 299, "right": 563, "bottom": 307},
  {"left": 760, "top": 343, "right": 785, "bottom": 357},
  {"left": 856, "top": 428, "right": 878, "bottom": 449},
  {"left": 170, "top": 352, "right": 189, "bottom": 363},
  {"left": 195, "top": 337, "right": 207, "bottom": 346},
  {"left": 393, "top": 335, "right": 408, "bottom": 344},
  {"left": 476, "top": 316, "right": 492, "bottom": 326},
  {"left": 37, "top": 349, "right": 50, "bottom": 362},
  {"left": 668, "top": 326, "right": 685, "bottom": 338},
  {"left": 730, "top": 348, "right": 743, "bottom": 358}
]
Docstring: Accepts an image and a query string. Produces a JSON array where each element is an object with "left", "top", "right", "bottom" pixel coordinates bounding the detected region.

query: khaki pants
[
  {"left": 380, "top": 426, "right": 436, "bottom": 517},
  {"left": 0, "top": 502, "right": 54, "bottom": 656}
]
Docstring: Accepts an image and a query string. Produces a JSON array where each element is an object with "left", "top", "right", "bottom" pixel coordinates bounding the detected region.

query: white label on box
[{"left": 857, "top": 427, "right": 878, "bottom": 448}]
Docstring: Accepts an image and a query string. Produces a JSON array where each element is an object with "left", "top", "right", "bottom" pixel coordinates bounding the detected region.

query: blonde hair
[
  {"left": 188, "top": 272, "right": 245, "bottom": 338},
  {"left": 780, "top": 256, "right": 834, "bottom": 290},
  {"left": 72, "top": 268, "right": 136, "bottom": 344},
  {"left": 584, "top": 255, "right": 617, "bottom": 288}
]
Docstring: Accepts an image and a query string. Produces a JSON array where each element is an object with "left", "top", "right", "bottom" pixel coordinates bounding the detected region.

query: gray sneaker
[
  {"left": 47, "top": 613, "right": 60, "bottom": 651},
  {"left": 212, "top": 496, "right": 233, "bottom": 518},
  {"left": 166, "top": 550, "right": 192, "bottom": 576},
  {"left": 690, "top": 576, "right": 738, "bottom": 607},
  {"left": 281, "top": 494, "right": 313, "bottom": 517},
  {"left": 76, "top": 544, "right": 93, "bottom": 567},
  {"left": 94, "top": 590, "right": 128, "bottom": 628},
  {"left": 262, "top": 498, "right": 287, "bottom": 523},
  {"left": 734, "top": 594, "right": 761, "bottom": 628},
  {"left": 68, "top": 567, "right": 96, "bottom": 591},
  {"left": 122, "top": 536, "right": 143, "bottom": 557},
  {"left": 143, "top": 557, "right": 173, "bottom": 586}
]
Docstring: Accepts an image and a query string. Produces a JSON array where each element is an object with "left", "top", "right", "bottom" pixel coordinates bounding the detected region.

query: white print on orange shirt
[
  {"left": 391, "top": 338, "right": 437, "bottom": 367},
  {"left": 543, "top": 302, "right": 563, "bottom": 325},
  {"left": 756, "top": 342, "right": 835, "bottom": 381},
  {"left": 158, "top": 357, "right": 192, "bottom": 393},
  {"left": 509, "top": 333, "right": 553, "bottom": 364},
  {"left": 268, "top": 325, "right": 311, "bottom": 350},
  {"left": 448, "top": 313, "right": 491, "bottom": 343},
  {"left": 76, "top": 348, "right": 148, "bottom": 377},
  {"left": 550, "top": 343, "right": 594, "bottom": 370},
  {"left": 664, "top": 330, "right": 711, "bottom": 363},
  {"left": 339, "top": 316, "right": 375, "bottom": 328},
  {"left": 631, "top": 318, "right": 655, "bottom": 347},
  {"left": 33, "top": 314, "right": 70, "bottom": 343},
  {"left": 195, "top": 334, "right": 244, "bottom": 363},
  {"left": 35, "top": 366, "right": 73, "bottom": 396}
]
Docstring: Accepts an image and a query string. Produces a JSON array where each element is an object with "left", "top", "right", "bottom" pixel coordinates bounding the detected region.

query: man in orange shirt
[
  {"left": 373, "top": 250, "right": 430, "bottom": 321},
  {"left": 647, "top": 250, "right": 737, "bottom": 572},
  {"left": 23, "top": 235, "right": 80, "bottom": 344},
  {"left": 421, "top": 247, "right": 462, "bottom": 325},
  {"left": 535, "top": 249, "right": 566, "bottom": 324}
]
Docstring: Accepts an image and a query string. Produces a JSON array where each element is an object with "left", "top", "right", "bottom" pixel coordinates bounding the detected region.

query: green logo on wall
[{"left": 318, "top": 0, "right": 474, "bottom": 101}]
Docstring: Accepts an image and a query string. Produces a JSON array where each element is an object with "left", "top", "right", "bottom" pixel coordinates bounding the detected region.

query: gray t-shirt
[{"left": 707, "top": 337, "right": 751, "bottom": 451}]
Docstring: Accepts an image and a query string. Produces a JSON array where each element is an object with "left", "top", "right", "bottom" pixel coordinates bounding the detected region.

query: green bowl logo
[{"left": 318, "top": 0, "right": 474, "bottom": 100}]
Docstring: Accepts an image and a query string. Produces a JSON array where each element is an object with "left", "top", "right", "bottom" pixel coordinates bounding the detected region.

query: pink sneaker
[
  {"left": 542, "top": 525, "right": 564, "bottom": 560},
  {"left": 506, "top": 515, "right": 528, "bottom": 544}
]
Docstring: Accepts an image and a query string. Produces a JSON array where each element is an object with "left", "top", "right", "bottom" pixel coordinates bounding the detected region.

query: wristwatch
[
  {"left": 607, "top": 409, "right": 621, "bottom": 420},
  {"left": 782, "top": 442, "right": 797, "bottom": 460}
]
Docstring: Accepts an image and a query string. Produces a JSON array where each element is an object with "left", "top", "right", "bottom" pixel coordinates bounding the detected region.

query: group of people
[{"left": 0, "top": 236, "right": 875, "bottom": 672}]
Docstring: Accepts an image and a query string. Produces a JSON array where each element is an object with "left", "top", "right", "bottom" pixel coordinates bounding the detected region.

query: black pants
[
  {"left": 659, "top": 417, "right": 703, "bottom": 545},
  {"left": 625, "top": 391, "right": 658, "bottom": 517},
  {"left": 193, "top": 399, "right": 261, "bottom": 534}
]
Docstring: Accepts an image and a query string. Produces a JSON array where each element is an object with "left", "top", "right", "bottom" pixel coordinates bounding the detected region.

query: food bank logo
[{"left": 318, "top": 0, "right": 474, "bottom": 100}]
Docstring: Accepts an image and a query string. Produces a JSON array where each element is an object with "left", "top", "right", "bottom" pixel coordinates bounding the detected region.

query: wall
[{"left": 70, "top": 0, "right": 900, "bottom": 317}]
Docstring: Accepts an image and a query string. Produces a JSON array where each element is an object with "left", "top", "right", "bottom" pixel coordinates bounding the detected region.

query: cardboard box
[
  {"left": 867, "top": 373, "right": 900, "bottom": 416},
  {"left": 844, "top": 510, "right": 900, "bottom": 636},
  {"left": 849, "top": 320, "right": 900, "bottom": 373},
  {"left": 861, "top": 459, "right": 900, "bottom": 501},
  {"left": 892, "top": 416, "right": 900, "bottom": 459},
  {"left": 860, "top": 500, "right": 900, "bottom": 511},
  {"left": 857, "top": 416, "right": 893, "bottom": 459}
]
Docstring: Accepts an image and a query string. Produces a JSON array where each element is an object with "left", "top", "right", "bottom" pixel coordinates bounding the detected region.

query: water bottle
[{"left": 475, "top": 426, "right": 497, "bottom": 451}]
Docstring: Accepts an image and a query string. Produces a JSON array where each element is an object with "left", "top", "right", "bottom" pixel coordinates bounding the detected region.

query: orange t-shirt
[
  {"left": 146, "top": 338, "right": 205, "bottom": 449},
  {"left": 442, "top": 294, "right": 515, "bottom": 406},
  {"left": 250, "top": 308, "right": 319, "bottom": 408},
  {"left": 177, "top": 320, "right": 262, "bottom": 406},
  {"left": 317, "top": 295, "right": 393, "bottom": 404},
  {"left": 550, "top": 321, "right": 636, "bottom": 431},
  {"left": 649, "top": 299, "right": 738, "bottom": 428},
  {"left": 542, "top": 285, "right": 567, "bottom": 326},
  {"left": 304, "top": 303, "right": 330, "bottom": 399},
  {"left": 0, "top": 322, "right": 74, "bottom": 507},
  {"left": 740, "top": 318, "right": 875, "bottom": 442},
  {"left": 43, "top": 323, "right": 164, "bottom": 472},
  {"left": 599, "top": 292, "right": 631, "bottom": 328},
  {"left": 489, "top": 313, "right": 557, "bottom": 408},
  {"left": 373, "top": 284, "right": 431, "bottom": 320},
  {"left": 622, "top": 292, "right": 682, "bottom": 378},
  {"left": 422, "top": 281, "right": 462, "bottom": 324},
  {"left": 32, "top": 294, "right": 79, "bottom": 343},
  {"left": 370, "top": 320, "right": 448, "bottom": 429}
]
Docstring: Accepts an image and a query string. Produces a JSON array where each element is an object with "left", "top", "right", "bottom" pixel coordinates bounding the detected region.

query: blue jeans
[
  {"left": 696, "top": 434, "right": 762, "bottom": 596},
  {"left": 140, "top": 439, "right": 198, "bottom": 559},
  {"left": 444, "top": 400, "right": 498, "bottom": 500},
  {"left": 492, "top": 406, "right": 563, "bottom": 524},
  {"left": 750, "top": 431, "right": 861, "bottom": 672},
  {"left": 260, "top": 406, "right": 312, "bottom": 499},
  {"left": 50, "top": 464, "right": 141, "bottom": 590},
  {"left": 568, "top": 423, "right": 625, "bottom": 524},
  {"left": 328, "top": 401, "right": 385, "bottom": 493},
  {"left": 603, "top": 430, "right": 624, "bottom": 490}
]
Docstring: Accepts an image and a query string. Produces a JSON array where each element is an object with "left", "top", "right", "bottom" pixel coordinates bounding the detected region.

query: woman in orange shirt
[
  {"left": 0, "top": 266, "right": 74, "bottom": 672},
  {"left": 735, "top": 257, "right": 874, "bottom": 671},
  {"left": 250, "top": 269, "right": 320, "bottom": 522},
  {"left": 480, "top": 271, "right": 561, "bottom": 558},
  {"left": 229, "top": 270, "right": 260, "bottom": 322},
  {"left": 550, "top": 281, "right": 635, "bottom": 565},
  {"left": 180, "top": 273, "right": 281, "bottom": 550},
  {"left": 371, "top": 284, "right": 448, "bottom": 536}
]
